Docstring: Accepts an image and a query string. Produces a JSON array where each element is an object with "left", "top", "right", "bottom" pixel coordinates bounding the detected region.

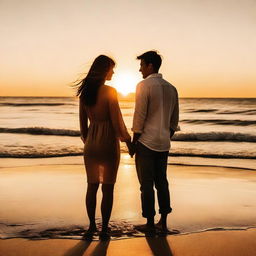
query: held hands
[
  {"left": 126, "top": 141, "right": 136, "bottom": 158},
  {"left": 80, "top": 136, "right": 85, "bottom": 144},
  {"left": 127, "top": 133, "right": 141, "bottom": 158},
  {"left": 170, "top": 129, "right": 175, "bottom": 139}
]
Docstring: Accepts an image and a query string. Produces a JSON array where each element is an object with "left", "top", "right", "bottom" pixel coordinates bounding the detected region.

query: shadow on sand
[
  {"left": 64, "top": 240, "right": 110, "bottom": 256},
  {"left": 146, "top": 236, "right": 173, "bottom": 256},
  {"left": 90, "top": 240, "right": 110, "bottom": 256},
  {"left": 64, "top": 240, "right": 91, "bottom": 256}
]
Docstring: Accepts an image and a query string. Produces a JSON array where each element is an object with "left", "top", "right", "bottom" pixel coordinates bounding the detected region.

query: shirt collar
[{"left": 145, "top": 73, "right": 163, "bottom": 79}]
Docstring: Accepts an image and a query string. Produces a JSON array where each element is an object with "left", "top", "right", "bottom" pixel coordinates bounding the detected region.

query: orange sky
[{"left": 0, "top": 0, "right": 255, "bottom": 97}]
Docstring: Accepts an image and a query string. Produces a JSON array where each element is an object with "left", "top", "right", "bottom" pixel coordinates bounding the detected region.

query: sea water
[
  {"left": 0, "top": 97, "right": 256, "bottom": 240},
  {"left": 0, "top": 97, "right": 255, "bottom": 169}
]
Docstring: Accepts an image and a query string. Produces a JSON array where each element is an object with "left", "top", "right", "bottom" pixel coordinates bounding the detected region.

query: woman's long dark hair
[{"left": 76, "top": 55, "right": 115, "bottom": 106}]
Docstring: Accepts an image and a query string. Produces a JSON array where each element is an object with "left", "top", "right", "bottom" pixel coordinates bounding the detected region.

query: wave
[
  {"left": 0, "top": 221, "right": 145, "bottom": 240},
  {"left": 0, "top": 127, "right": 256, "bottom": 142},
  {"left": 0, "top": 221, "right": 255, "bottom": 240},
  {"left": 1, "top": 127, "right": 256, "bottom": 142},
  {"left": 1, "top": 220, "right": 177, "bottom": 240},
  {"left": 0, "top": 103, "right": 72, "bottom": 107},
  {"left": 174, "top": 132, "right": 256, "bottom": 142},
  {"left": 218, "top": 109, "right": 256, "bottom": 115},
  {"left": 186, "top": 109, "right": 218, "bottom": 113},
  {"left": 181, "top": 119, "right": 256, "bottom": 126},
  {"left": 170, "top": 152, "right": 256, "bottom": 159},
  {"left": 0, "top": 152, "right": 83, "bottom": 158},
  {"left": 168, "top": 163, "right": 256, "bottom": 171},
  {"left": 1, "top": 149, "right": 255, "bottom": 159},
  {"left": 186, "top": 109, "right": 256, "bottom": 115},
  {"left": 0, "top": 127, "right": 80, "bottom": 136}
]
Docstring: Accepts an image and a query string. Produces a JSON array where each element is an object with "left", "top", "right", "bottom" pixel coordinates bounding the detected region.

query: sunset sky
[{"left": 0, "top": 0, "right": 255, "bottom": 97}]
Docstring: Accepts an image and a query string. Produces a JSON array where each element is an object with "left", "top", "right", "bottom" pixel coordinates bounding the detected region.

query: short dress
[{"left": 79, "top": 85, "right": 131, "bottom": 184}]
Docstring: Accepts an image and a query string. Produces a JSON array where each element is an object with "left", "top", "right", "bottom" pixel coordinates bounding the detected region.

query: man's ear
[{"left": 148, "top": 63, "right": 154, "bottom": 71}]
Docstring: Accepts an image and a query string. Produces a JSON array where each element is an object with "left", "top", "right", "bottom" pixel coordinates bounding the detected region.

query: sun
[{"left": 111, "top": 70, "right": 141, "bottom": 96}]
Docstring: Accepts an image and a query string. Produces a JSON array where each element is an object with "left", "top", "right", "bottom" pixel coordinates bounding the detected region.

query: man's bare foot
[
  {"left": 156, "top": 219, "right": 162, "bottom": 227},
  {"left": 155, "top": 222, "right": 180, "bottom": 235},
  {"left": 135, "top": 224, "right": 156, "bottom": 235},
  {"left": 156, "top": 219, "right": 170, "bottom": 235}
]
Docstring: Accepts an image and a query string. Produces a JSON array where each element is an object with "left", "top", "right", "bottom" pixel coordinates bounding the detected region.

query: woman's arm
[
  {"left": 79, "top": 98, "right": 88, "bottom": 143},
  {"left": 108, "top": 87, "right": 131, "bottom": 143}
]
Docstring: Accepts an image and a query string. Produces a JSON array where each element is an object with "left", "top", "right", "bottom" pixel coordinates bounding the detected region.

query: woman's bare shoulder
[
  {"left": 102, "top": 85, "right": 116, "bottom": 92},
  {"left": 101, "top": 85, "right": 117, "bottom": 98}
]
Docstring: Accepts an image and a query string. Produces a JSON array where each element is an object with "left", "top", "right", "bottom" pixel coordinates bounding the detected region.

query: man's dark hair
[{"left": 137, "top": 51, "right": 162, "bottom": 72}]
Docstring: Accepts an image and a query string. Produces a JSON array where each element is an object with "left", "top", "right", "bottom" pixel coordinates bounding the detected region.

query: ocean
[
  {"left": 0, "top": 97, "right": 255, "bottom": 169},
  {"left": 0, "top": 96, "right": 256, "bottom": 240}
]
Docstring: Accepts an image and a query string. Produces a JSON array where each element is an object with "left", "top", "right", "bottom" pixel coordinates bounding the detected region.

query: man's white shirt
[{"left": 132, "top": 73, "right": 179, "bottom": 152}]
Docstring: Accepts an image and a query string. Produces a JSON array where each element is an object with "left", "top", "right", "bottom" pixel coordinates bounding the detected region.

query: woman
[{"left": 77, "top": 55, "right": 132, "bottom": 240}]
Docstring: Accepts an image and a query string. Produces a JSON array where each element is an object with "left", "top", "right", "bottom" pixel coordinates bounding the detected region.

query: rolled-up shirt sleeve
[
  {"left": 132, "top": 82, "right": 148, "bottom": 133},
  {"left": 170, "top": 89, "right": 179, "bottom": 131}
]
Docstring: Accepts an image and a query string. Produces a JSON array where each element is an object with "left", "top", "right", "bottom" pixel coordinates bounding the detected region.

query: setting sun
[{"left": 111, "top": 70, "right": 141, "bottom": 96}]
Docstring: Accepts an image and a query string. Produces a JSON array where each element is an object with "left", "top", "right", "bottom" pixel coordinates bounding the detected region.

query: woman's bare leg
[
  {"left": 86, "top": 183, "right": 99, "bottom": 231},
  {"left": 101, "top": 184, "right": 114, "bottom": 232}
]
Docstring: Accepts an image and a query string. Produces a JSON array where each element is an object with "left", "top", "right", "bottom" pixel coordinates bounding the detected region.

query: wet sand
[
  {"left": 0, "top": 155, "right": 256, "bottom": 254},
  {"left": 0, "top": 229, "right": 256, "bottom": 256}
]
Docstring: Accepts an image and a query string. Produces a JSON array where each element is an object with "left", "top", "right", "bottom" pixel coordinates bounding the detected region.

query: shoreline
[
  {"left": 1, "top": 228, "right": 256, "bottom": 256},
  {"left": 1, "top": 154, "right": 256, "bottom": 171},
  {"left": 1, "top": 223, "right": 256, "bottom": 241}
]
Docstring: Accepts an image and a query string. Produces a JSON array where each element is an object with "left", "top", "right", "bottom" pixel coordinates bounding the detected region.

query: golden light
[{"left": 111, "top": 70, "right": 141, "bottom": 96}]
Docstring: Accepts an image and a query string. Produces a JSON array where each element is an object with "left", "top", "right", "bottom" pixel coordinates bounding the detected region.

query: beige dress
[{"left": 79, "top": 85, "right": 131, "bottom": 184}]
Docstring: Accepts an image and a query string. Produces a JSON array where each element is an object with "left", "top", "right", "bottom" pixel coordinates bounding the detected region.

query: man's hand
[
  {"left": 126, "top": 141, "right": 136, "bottom": 158},
  {"left": 170, "top": 129, "right": 175, "bottom": 139},
  {"left": 128, "top": 133, "right": 141, "bottom": 158}
]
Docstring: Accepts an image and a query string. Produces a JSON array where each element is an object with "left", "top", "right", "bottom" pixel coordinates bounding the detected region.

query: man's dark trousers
[{"left": 135, "top": 142, "right": 172, "bottom": 218}]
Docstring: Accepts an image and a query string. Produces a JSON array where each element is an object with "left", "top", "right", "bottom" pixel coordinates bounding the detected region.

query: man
[{"left": 131, "top": 51, "right": 179, "bottom": 234}]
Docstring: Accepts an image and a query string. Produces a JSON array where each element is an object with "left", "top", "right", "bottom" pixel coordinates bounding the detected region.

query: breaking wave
[
  {"left": 0, "top": 127, "right": 80, "bottom": 136},
  {"left": 1, "top": 127, "right": 256, "bottom": 142},
  {"left": 181, "top": 119, "right": 256, "bottom": 126},
  {"left": 0, "top": 148, "right": 255, "bottom": 159},
  {"left": 174, "top": 132, "right": 256, "bottom": 142},
  {"left": 186, "top": 109, "right": 256, "bottom": 115},
  {"left": 0, "top": 103, "right": 72, "bottom": 107},
  {"left": 0, "top": 221, "right": 255, "bottom": 240}
]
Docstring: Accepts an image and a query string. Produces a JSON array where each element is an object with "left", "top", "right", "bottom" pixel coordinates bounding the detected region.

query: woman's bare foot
[
  {"left": 88, "top": 223, "right": 98, "bottom": 233},
  {"left": 83, "top": 224, "right": 98, "bottom": 241},
  {"left": 99, "top": 227, "right": 111, "bottom": 241}
]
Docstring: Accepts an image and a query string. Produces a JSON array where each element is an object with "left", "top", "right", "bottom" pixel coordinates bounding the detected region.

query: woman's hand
[
  {"left": 81, "top": 136, "right": 85, "bottom": 144},
  {"left": 170, "top": 128, "right": 175, "bottom": 139},
  {"left": 126, "top": 141, "right": 135, "bottom": 158}
]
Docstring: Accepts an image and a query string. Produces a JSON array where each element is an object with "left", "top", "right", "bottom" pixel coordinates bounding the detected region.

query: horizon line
[{"left": 0, "top": 95, "right": 255, "bottom": 99}]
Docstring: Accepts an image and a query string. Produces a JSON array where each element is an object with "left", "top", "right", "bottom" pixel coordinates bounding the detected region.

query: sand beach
[{"left": 0, "top": 155, "right": 256, "bottom": 255}]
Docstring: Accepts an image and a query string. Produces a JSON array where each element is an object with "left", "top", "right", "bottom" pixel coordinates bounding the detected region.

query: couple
[{"left": 77, "top": 51, "right": 179, "bottom": 240}]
